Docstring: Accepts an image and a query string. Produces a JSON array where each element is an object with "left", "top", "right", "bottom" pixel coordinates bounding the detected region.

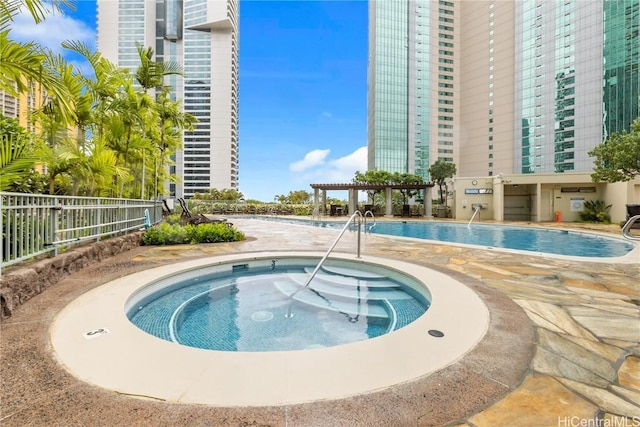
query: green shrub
[
  {"left": 294, "top": 206, "right": 312, "bottom": 216},
  {"left": 142, "top": 223, "right": 188, "bottom": 245},
  {"left": 165, "top": 214, "right": 182, "bottom": 225},
  {"left": 184, "top": 223, "right": 245, "bottom": 243},
  {"left": 579, "top": 199, "right": 612, "bottom": 223},
  {"left": 142, "top": 222, "right": 245, "bottom": 245}
]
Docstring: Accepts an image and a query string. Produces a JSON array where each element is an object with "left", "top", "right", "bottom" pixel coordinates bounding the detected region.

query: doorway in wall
[
  {"left": 540, "top": 190, "right": 553, "bottom": 221},
  {"left": 504, "top": 185, "right": 533, "bottom": 221}
]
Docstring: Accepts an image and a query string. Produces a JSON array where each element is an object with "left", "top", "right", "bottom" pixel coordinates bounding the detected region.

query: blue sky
[{"left": 11, "top": 0, "right": 369, "bottom": 202}]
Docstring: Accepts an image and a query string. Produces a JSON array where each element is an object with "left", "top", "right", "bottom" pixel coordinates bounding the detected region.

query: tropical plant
[
  {"left": 0, "top": 31, "right": 74, "bottom": 125},
  {"left": 579, "top": 200, "right": 612, "bottom": 223},
  {"left": 273, "top": 190, "right": 312, "bottom": 204},
  {"left": 589, "top": 117, "right": 640, "bottom": 183},
  {"left": 0, "top": 116, "right": 38, "bottom": 191},
  {"left": 428, "top": 160, "right": 457, "bottom": 205},
  {"left": 0, "top": 0, "right": 73, "bottom": 29},
  {"left": 134, "top": 43, "right": 183, "bottom": 95},
  {"left": 353, "top": 170, "right": 392, "bottom": 203},
  {"left": 1, "top": 2, "right": 192, "bottom": 200},
  {"left": 391, "top": 172, "right": 424, "bottom": 204},
  {"left": 193, "top": 188, "right": 244, "bottom": 202}
]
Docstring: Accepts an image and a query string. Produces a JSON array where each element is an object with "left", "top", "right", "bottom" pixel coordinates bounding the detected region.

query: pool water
[
  {"left": 249, "top": 217, "right": 635, "bottom": 258},
  {"left": 371, "top": 222, "right": 634, "bottom": 257},
  {"left": 127, "top": 258, "right": 430, "bottom": 352}
]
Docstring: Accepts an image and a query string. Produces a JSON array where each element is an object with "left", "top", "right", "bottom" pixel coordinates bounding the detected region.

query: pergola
[{"left": 309, "top": 182, "right": 435, "bottom": 217}]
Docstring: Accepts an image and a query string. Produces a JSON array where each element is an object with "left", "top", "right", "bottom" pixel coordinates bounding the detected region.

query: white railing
[
  {"left": 1, "top": 192, "right": 162, "bottom": 274},
  {"left": 621, "top": 215, "right": 640, "bottom": 241},
  {"left": 285, "top": 210, "right": 375, "bottom": 318}
]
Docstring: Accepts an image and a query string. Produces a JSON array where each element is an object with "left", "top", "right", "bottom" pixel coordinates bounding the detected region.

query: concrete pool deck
[{"left": 1, "top": 217, "right": 639, "bottom": 426}]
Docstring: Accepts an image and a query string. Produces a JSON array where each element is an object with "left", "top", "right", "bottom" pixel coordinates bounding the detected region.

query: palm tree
[
  {"left": 153, "top": 91, "right": 196, "bottom": 196},
  {"left": 79, "top": 138, "right": 129, "bottom": 197},
  {"left": 35, "top": 136, "right": 77, "bottom": 194},
  {"left": 134, "top": 43, "right": 183, "bottom": 95},
  {"left": 61, "top": 41, "right": 126, "bottom": 142},
  {"left": 0, "top": 124, "right": 37, "bottom": 192},
  {"left": 0, "top": 31, "right": 75, "bottom": 125},
  {"left": 1, "top": 0, "right": 73, "bottom": 29}
]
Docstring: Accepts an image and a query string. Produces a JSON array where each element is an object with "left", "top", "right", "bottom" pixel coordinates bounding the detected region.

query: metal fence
[{"left": 1, "top": 192, "right": 163, "bottom": 274}]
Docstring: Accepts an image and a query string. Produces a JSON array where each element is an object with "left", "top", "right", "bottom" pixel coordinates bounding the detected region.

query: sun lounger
[
  {"left": 177, "top": 198, "right": 232, "bottom": 226},
  {"left": 620, "top": 204, "right": 640, "bottom": 229}
]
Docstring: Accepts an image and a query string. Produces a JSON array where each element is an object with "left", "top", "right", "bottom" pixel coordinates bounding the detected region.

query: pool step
[
  {"left": 315, "top": 266, "right": 388, "bottom": 280},
  {"left": 273, "top": 280, "right": 390, "bottom": 319},
  {"left": 285, "top": 272, "right": 411, "bottom": 301},
  {"left": 301, "top": 268, "right": 401, "bottom": 289}
]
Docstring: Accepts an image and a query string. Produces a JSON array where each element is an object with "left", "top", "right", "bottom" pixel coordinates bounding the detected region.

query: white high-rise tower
[{"left": 97, "top": 0, "right": 239, "bottom": 198}]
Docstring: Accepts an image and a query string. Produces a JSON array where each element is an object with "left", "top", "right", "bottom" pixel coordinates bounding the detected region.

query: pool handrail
[
  {"left": 621, "top": 214, "right": 640, "bottom": 241},
  {"left": 364, "top": 209, "right": 376, "bottom": 234},
  {"left": 285, "top": 210, "right": 367, "bottom": 318},
  {"left": 467, "top": 206, "right": 481, "bottom": 228}
]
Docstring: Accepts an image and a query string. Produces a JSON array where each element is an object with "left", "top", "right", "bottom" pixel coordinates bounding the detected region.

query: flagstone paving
[{"left": 1, "top": 217, "right": 638, "bottom": 426}]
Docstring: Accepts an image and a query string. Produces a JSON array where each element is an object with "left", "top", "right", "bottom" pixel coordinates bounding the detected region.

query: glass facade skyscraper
[
  {"left": 367, "top": 0, "right": 434, "bottom": 181},
  {"left": 603, "top": 0, "right": 639, "bottom": 138},
  {"left": 98, "top": 0, "right": 239, "bottom": 198},
  {"left": 369, "top": 0, "right": 640, "bottom": 179},
  {"left": 514, "top": 0, "right": 604, "bottom": 174}
]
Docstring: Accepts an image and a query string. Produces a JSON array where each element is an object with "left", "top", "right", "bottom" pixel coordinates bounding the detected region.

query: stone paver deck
[{"left": 1, "top": 217, "right": 639, "bottom": 426}]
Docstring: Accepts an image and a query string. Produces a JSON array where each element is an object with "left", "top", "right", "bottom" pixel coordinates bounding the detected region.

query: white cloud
[
  {"left": 289, "top": 149, "right": 330, "bottom": 172},
  {"left": 10, "top": 11, "right": 95, "bottom": 55},
  {"left": 292, "top": 146, "right": 367, "bottom": 183},
  {"left": 329, "top": 146, "right": 367, "bottom": 170}
]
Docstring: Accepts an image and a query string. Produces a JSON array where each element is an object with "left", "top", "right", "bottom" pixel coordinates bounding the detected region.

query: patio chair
[
  {"left": 621, "top": 204, "right": 640, "bottom": 229},
  {"left": 161, "top": 200, "right": 173, "bottom": 217},
  {"left": 177, "top": 198, "right": 232, "bottom": 227}
]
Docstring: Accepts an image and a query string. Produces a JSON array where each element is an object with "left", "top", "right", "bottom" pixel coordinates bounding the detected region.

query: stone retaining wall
[{"left": 0, "top": 232, "right": 143, "bottom": 319}]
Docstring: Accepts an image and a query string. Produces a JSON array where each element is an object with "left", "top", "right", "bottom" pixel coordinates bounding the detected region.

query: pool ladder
[
  {"left": 285, "top": 210, "right": 375, "bottom": 318},
  {"left": 621, "top": 215, "right": 640, "bottom": 241}
]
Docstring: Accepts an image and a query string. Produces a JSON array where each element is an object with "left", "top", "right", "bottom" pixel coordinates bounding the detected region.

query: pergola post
[
  {"left": 321, "top": 190, "right": 327, "bottom": 216},
  {"left": 424, "top": 185, "right": 433, "bottom": 217},
  {"left": 385, "top": 187, "right": 393, "bottom": 217},
  {"left": 310, "top": 183, "right": 435, "bottom": 218},
  {"left": 348, "top": 188, "right": 357, "bottom": 214},
  {"left": 313, "top": 188, "right": 320, "bottom": 216},
  {"left": 493, "top": 176, "right": 504, "bottom": 221}
]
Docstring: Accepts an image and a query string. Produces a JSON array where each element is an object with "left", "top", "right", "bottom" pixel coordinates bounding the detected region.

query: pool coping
[{"left": 50, "top": 252, "right": 493, "bottom": 407}]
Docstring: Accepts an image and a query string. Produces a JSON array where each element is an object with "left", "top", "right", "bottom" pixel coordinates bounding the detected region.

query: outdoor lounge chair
[
  {"left": 161, "top": 200, "right": 173, "bottom": 217},
  {"left": 621, "top": 204, "right": 640, "bottom": 229},
  {"left": 177, "top": 198, "right": 232, "bottom": 227}
]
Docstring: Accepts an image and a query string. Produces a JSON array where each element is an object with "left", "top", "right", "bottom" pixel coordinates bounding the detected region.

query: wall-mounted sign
[
  {"left": 465, "top": 188, "right": 493, "bottom": 194},
  {"left": 570, "top": 197, "right": 585, "bottom": 212},
  {"left": 561, "top": 187, "right": 596, "bottom": 193}
]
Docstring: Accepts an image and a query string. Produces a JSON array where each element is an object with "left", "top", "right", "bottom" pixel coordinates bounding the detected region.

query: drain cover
[
  {"left": 251, "top": 311, "right": 274, "bottom": 322},
  {"left": 428, "top": 329, "right": 444, "bottom": 338}
]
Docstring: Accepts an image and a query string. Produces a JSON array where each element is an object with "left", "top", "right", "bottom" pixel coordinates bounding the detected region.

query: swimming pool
[
  {"left": 249, "top": 217, "right": 636, "bottom": 258},
  {"left": 127, "top": 258, "right": 430, "bottom": 352}
]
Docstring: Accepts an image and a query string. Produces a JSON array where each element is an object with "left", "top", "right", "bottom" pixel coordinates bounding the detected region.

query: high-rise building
[
  {"left": 97, "top": 0, "right": 239, "bottom": 198},
  {"left": 0, "top": 81, "right": 47, "bottom": 132},
  {"left": 367, "top": 0, "right": 437, "bottom": 180},
  {"left": 367, "top": 0, "right": 639, "bottom": 180}
]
